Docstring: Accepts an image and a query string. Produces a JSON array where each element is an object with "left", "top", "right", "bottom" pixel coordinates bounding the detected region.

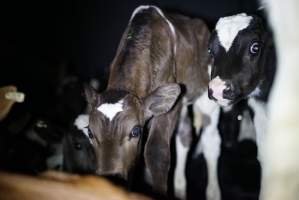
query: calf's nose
[
  {"left": 222, "top": 84, "right": 235, "bottom": 100},
  {"left": 208, "top": 76, "right": 227, "bottom": 100}
]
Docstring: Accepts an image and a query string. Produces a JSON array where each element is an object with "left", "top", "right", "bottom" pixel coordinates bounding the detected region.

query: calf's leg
[{"left": 193, "top": 91, "right": 221, "bottom": 200}]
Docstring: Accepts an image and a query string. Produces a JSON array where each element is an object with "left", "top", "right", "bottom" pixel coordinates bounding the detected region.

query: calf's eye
[
  {"left": 250, "top": 42, "right": 260, "bottom": 55},
  {"left": 87, "top": 127, "right": 93, "bottom": 139},
  {"left": 208, "top": 48, "right": 213, "bottom": 56},
  {"left": 130, "top": 126, "right": 142, "bottom": 139}
]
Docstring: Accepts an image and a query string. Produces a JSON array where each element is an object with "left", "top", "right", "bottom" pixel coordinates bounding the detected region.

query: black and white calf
[
  {"left": 0, "top": 117, "right": 65, "bottom": 173},
  {"left": 207, "top": 12, "right": 276, "bottom": 198},
  {"left": 63, "top": 114, "right": 96, "bottom": 174},
  {"left": 192, "top": 97, "right": 258, "bottom": 200}
]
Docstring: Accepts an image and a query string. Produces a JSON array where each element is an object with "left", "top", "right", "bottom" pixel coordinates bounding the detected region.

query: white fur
[
  {"left": 97, "top": 100, "right": 124, "bottom": 121},
  {"left": 248, "top": 98, "right": 268, "bottom": 161},
  {"left": 261, "top": 1, "right": 299, "bottom": 199},
  {"left": 209, "top": 76, "right": 231, "bottom": 106},
  {"left": 216, "top": 13, "right": 253, "bottom": 52},
  {"left": 193, "top": 91, "right": 221, "bottom": 200},
  {"left": 174, "top": 131, "right": 189, "bottom": 200},
  {"left": 238, "top": 110, "right": 256, "bottom": 142},
  {"left": 174, "top": 101, "right": 190, "bottom": 200},
  {"left": 199, "top": 106, "right": 221, "bottom": 200},
  {"left": 130, "top": 5, "right": 177, "bottom": 55},
  {"left": 193, "top": 91, "right": 219, "bottom": 133},
  {"left": 74, "top": 114, "right": 89, "bottom": 137}
]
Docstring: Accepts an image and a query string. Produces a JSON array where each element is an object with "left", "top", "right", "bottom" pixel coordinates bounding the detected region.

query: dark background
[{"left": 1, "top": 0, "right": 259, "bottom": 114}]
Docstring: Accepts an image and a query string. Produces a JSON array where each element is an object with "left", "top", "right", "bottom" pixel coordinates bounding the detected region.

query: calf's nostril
[
  {"left": 208, "top": 88, "right": 217, "bottom": 101},
  {"left": 208, "top": 88, "right": 213, "bottom": 98},
  {"left": 224, "top": 85, "right": 231, "bottom": 92},
  {"left": 223, "top": 86, "right": 235, "bottom": 100}
]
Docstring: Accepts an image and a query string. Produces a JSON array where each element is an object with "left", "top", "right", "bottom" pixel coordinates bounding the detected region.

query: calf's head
[
  {"left": 84, "top": 84, "right": 180, "bottom": 179},
  {"left": 208, "top": 13, "right": 274, "bottom": 106},
  {"left": 63, "top": 115, "right": 96, "bottom": 174}
]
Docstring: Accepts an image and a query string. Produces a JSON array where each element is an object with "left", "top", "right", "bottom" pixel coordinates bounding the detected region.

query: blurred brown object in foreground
[
  {"left": 0, "top": 171, "right": 153, "bottom": 200},
  {"left": 0, "top": 85, "right": 25, "bottom": 121}
]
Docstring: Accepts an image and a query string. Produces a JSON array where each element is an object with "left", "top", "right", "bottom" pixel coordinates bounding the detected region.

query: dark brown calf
[{"left": 85, "top": 5, "right": 210, "bottom": 195}]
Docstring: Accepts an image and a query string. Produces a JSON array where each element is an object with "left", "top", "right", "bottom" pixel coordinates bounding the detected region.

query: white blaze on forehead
[
  {"left": 216, "top": 13, "right": 253, "bottom": 52},
  {"left": 97, "top": 100, "right": 124, "bottom": 121},
  {"left": 74, "top": 114, "right": 89, "bottom": 137}
]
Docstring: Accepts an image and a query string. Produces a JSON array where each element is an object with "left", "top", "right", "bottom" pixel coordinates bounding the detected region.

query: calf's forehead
[
  {"left": 97, "top": 99, "right": 124, "bottom": 121},
  {"left": 215, "top": 13, "right": 253, "bottom": 52},
  {"left": 89, "top": 93, "right": 142, "bottom": 136}
]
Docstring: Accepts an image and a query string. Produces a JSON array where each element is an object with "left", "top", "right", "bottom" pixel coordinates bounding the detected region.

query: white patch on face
[
  {"left": 129, "top": 5, "right": 176, "bottom": 55},
  {"left": 209, "top": 76, "right": 231, "bottom": 106},
  {"left": 97, "top": 100, "right": 124, "bottom": 121},
  {"left": 216, "top": 13, "right": 253, "bottom": 52},
  {"left": 74, "top": 114, "right": 89, "bottom": 137}
]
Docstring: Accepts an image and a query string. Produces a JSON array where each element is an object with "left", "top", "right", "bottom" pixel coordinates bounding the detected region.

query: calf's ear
[
  {"left": 84, "top": 85, "right": 99, "bottom": 108},
  {"left": 143, "top": 83, "right": 181, "bottom": 120}
]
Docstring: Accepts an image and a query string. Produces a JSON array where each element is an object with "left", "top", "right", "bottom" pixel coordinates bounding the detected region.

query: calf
[
  {"left": 207, "top": 12, "right": 276, "bottom": 198},
  {"left": 63, "top": 114, "right": 96, "bottom": 174},
  {"left": 84, "top": 5, "right": 214, "bottom": 197},
  {"left": 186, "top": 99, "right": 258, "bottom": 200},
  {"left": 218, "top": 101, "right": 260, "bottom": 199},
  {"left": 0, "top": 117, "right": 65, "bottom": 174}
]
